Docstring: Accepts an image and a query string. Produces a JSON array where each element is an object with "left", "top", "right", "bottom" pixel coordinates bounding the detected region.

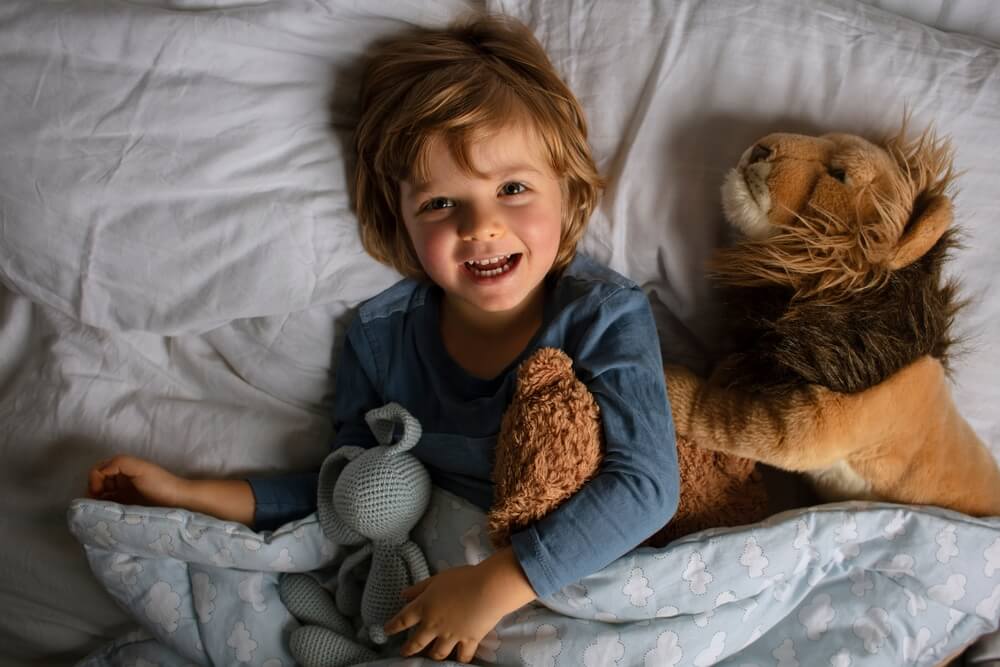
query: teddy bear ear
[
  {"left": 515, "top": 347, "right": 573, "bottom": 397},
  {"left": 887, "top": 195, "right": 952, "bottom": 270}
]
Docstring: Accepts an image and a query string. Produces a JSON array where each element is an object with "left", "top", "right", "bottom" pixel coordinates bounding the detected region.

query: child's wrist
[
  {"left": 480, "top": 547, "right": 537, "bottom": 613},
  {"left": 173, "top": 478, "right": 254, "bottom": 526},
  {"left": 172, "top": 476, "right": 200, "bottom": 509}
]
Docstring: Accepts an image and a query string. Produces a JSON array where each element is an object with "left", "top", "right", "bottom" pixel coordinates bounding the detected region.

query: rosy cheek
[
  {"left": 513, "top": 204, "right": 561, "bottom": 241},
  {"left": 412, "top": 226, "right": 453, "bottom": 268}
]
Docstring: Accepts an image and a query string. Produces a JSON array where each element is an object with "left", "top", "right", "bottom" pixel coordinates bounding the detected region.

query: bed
[{"left": 1, "top": 0, "right": 999, "bottom": 665}]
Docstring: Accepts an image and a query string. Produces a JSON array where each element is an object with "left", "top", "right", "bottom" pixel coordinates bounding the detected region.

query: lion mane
[{"left": 709, "top": 125, "right": 963, "bottom": 397}]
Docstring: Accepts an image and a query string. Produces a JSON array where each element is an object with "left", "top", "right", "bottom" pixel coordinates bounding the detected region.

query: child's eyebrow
[
  {"left": 486, "top": 164, "right": 545, "bottom": 181},
  {"left": 406, "top": 165, "right": 545, "bottom": 196}
]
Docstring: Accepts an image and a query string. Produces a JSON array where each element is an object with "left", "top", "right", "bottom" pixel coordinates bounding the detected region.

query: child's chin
[{"left": 473, "top": 295, "right": 526, "bottom": 312}]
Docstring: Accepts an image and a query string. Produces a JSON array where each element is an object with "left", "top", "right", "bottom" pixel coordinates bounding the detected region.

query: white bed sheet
[
  {"left": 1, "top": 0, "right": 999, "bottom": 664},
  {"left": 862, "top": 0, "right": 1000, "bottom": 45}
]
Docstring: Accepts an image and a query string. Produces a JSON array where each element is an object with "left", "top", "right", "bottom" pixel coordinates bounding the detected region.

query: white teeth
[
  {"left": 466, "top": 254, "right": 516, "bottom": 277},
  {"left": 472, "top": 254, "right": 510, "bottom": 266}
]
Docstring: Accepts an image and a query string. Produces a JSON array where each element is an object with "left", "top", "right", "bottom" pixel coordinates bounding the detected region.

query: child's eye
[
  {"left": 500, "top": 182, "right": 527, "bottom": 196},
  {"left": 421, "top": 197, "right": 454, "bottom": 213}
]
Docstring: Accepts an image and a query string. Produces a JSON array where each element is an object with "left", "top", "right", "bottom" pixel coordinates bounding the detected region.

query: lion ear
[{"left": 887, "top": 195, "right": 952, "bottom": 270}]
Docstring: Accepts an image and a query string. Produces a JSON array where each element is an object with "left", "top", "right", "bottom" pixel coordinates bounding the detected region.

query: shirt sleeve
[
  {"left": 247, "top": 315, "right": 383, "bottom": 531},
  {"left": 509, "top": 285, "right": 680, "bottom": 598}
]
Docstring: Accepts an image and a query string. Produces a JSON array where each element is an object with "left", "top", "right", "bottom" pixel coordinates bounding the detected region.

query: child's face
[{"left": 399, "top": 125, "right": 563, "bottom": 317}]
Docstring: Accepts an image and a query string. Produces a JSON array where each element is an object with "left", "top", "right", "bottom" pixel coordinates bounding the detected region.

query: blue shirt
[{"left": 249, "top": 253, "right": 679, "bottom": 598}]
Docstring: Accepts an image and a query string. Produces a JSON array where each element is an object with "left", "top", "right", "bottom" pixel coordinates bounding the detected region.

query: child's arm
[
  {"left": 249, "top": 318, "right": 383, "bottom": 529},
  {"left": 88, "top": 454, "right": 255, "bottom": 525},
  {"left": 384, "top": 546, "right": 536, "bottom": 663},
  {"left": 508, "top": 284, "right": 679, "bottom": 597},
  {"left": 87, "top": 314, "right": 385, "bottom": 529}
]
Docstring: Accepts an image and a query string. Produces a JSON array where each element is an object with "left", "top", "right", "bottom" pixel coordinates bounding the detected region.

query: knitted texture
[
  {"left": 332, "top": 453, "right": 429, "bottom": 542},
  {"left": 288, "top": 624, "right": 377, "bottom": 667},
  {"left": 279, "top": 573, "right": 354, "bottom": 636},
  {"left": 280, "top": 574, "right": 376, "bottom": 667},
  {"left": 282, "top": 402, "right": 432, "bottom": 667}
]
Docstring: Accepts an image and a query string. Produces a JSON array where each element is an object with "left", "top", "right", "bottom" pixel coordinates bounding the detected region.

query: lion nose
[{"left": 749, "top": 144, "right": 772, "bottom": 164}]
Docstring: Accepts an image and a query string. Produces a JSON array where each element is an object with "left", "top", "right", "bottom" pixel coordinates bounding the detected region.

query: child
[{"left": 88, "top": 14, "right": 679, "bottom": 663}]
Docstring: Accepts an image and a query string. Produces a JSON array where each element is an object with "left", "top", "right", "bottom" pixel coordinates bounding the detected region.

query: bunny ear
[
  {"left": 316, "top": 446, "right": 366, "bottom": 544},
  {"left": 322, "top": 445, "right": 365, "bottom": 467},
  {"left": 364, "top": 402, "right": 422, "bottom": 454}
]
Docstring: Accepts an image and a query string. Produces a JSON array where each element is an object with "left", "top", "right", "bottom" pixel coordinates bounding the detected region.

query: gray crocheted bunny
[{"left": 280, "top": 402, "right": 432, "bottom": 667}]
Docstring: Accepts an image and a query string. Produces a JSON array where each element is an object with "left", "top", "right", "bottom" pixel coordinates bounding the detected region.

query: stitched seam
[{"left": 531, "top": 529, "right": 559, "bottom": 596}]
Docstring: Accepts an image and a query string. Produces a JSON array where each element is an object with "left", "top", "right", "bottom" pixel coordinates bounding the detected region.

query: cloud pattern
[
  {"left": 741, "top": 536, "right": 769, "bottom": 578},
  {"left": 69, "top": 490, "right": 1000, "bottom": 667},
  {"left": 144, "top": 581, "right": 181, "bottom": 634}
]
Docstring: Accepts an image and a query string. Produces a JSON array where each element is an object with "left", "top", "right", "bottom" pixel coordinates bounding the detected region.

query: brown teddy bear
[
  {"left": 487, "top": 347, "right": 770, "bottom": 549},
  {"left": 665, "top": 122, "right": 1000, "bottom": 515}
]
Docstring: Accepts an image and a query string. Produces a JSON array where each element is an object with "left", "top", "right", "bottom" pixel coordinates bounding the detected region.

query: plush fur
[
  {"left": 643, "top": 435, "right": 769, "bottom": 547},
  {"left": 488, "top": 347, "right": 603, "bottom": 547},
  {"left": 488, "top": 347, "right": 770, "bottom": 549},
  {"left": 666, "top": 123, "right": 1000, "bottom": 515}
]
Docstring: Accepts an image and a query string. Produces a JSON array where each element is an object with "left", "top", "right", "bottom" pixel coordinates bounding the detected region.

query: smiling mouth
[{"left": 463, "top": 253, "right": 521, "bottom": 278}]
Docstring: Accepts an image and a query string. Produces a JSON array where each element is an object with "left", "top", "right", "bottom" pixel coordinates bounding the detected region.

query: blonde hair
[{"left": 352, "top": 15, "right": 603, "bottom": 280}]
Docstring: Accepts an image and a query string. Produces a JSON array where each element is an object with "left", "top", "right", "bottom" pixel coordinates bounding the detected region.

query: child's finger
[
  {"left": 98, "top": 455, "right": 132, "bottom": 477},
  {"left": 401, "top": 577, "right": 431, "bottom": 600},
  {"left": 87, "top": 468, "right": 106, "bottom": 497},
  {"left": 384, "top": 606, "right": 419, "bottom": 636},
  {"left": 458, "top": 639, "right": 479, "bottom": 664},
  {"left": 428, "top": 636, "right": 458, "bottom": 662},
  {"left": 400, "top": 628, "right": 435, "bottom": 657}
]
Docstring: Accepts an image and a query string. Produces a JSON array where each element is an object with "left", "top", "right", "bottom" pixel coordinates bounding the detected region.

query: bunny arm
[
  {"left": 337, "top": 543, "right": 373, "bottom": 591},
  {"left": 400, "top": 540, "right": 430, "bottom": 583},
  {"left": 335, "top": 543, "right": 373, "bottom": 616},
  {"left": 366, "top": 544, "right": 428, "bottom": 646}
]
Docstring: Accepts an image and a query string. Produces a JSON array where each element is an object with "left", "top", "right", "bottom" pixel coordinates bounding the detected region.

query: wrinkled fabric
[
  {"left": 3, "top": 0, "right": 1000, "bottom": 663},
  {"left": 69, "top": 494, "right": 1000, "bottom": 666}
]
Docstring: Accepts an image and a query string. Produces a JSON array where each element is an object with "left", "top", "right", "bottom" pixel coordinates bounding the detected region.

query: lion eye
[{"left": 828, "top": 167, "right": 847, "bottom": 183}]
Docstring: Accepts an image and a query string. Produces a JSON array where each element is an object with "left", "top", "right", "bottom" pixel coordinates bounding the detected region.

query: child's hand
[
  {"left": 384, "top": 547, "right": 536, "bottom": 663},
  {"left": 88, "top": 455, "right": 187, "bottom": 507}
]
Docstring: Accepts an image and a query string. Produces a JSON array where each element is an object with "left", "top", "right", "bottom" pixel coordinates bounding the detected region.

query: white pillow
[{"left": 0, "top": 1, "right": 475, "bottom": 333}]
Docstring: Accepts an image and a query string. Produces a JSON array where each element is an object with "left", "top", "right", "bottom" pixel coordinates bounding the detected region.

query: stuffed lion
[{"left": 666, "top": 122, "right": 1000, "bottom": 516}]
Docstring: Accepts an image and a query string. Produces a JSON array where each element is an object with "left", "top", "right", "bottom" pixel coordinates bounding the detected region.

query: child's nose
[{"left": 459, "top": 208, "right": 505, "bottom": 241}]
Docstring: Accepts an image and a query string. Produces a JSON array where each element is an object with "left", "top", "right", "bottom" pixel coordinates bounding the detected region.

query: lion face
[
  {"left": 716, "top": 126, "right": 954, "bottom": 299},
  {"left": 722, "top": 133, "right": 897, "bottom": 240}
]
